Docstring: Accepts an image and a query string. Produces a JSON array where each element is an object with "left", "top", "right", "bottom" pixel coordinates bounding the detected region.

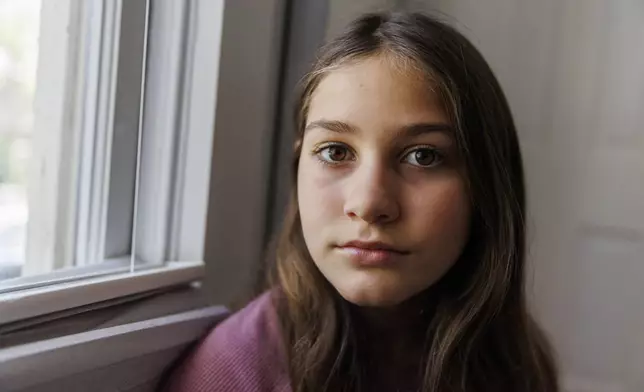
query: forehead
[{"left": 306, "top": 55, "right": 448, "bottom": 131}]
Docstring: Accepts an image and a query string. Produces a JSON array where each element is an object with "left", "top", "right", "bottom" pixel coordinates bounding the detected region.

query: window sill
[
  {"left": 0, "top": 305, "right": 227, "bottom": 391},
  {"left": 0, "top": 261, "right": 204, "bottom": 325}
]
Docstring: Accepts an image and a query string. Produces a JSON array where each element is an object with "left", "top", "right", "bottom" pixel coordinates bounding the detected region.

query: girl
[{"left": 166, "top": 11, "right": 559, "bottom": 392}]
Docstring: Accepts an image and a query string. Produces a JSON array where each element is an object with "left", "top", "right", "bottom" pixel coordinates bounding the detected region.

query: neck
[
  {"left": 349, "top": 288, "right": 437, "bottom": 354},
  {"left": 346, "top": 290, "right": 437, "bottom": 391}
]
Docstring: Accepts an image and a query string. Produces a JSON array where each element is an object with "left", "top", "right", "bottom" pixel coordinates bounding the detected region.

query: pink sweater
[{"left": 164, "top": 291, "right": 291, "bottom": 391}]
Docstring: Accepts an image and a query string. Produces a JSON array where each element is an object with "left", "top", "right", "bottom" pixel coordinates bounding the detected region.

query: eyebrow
[{"left": 304, "top": 119, "right": 453, "bottom": 137}]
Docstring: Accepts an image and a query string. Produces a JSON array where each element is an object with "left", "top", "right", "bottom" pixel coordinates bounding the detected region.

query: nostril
[{"left": 377, "top": 213, "right": 390, "bottom": 221}]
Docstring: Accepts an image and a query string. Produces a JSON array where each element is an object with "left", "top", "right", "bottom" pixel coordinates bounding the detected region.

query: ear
[{"left": 293, "top": 138, "right": 303, "bottom": 152}]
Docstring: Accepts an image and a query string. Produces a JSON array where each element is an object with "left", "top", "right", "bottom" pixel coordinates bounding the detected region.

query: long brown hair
[{"left": 265, "top": 11, "right": 558, "bottom": 392}]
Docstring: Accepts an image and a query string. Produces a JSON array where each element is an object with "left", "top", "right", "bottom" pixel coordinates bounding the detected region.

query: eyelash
[
  {"left": 312, "top": 142, "right": 445, "bottom": 168},
  {"left": 400, "top": 144, "right": 445, "bottom": 168},
  {"left": 312, "top": 142, "right": 355, "bottom": 166}
]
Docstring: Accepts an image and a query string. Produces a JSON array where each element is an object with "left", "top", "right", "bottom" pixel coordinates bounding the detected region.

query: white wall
[{"left": 402, "top": 1, "right": 644, "bottom": 391}]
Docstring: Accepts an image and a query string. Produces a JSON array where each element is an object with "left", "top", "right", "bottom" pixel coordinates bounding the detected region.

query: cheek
[
  {"left": 408, "top": 177, "right": 471, "bottom": 240},
  {"left": 297, "top": 158, "right": 344, "bottom": 241}
]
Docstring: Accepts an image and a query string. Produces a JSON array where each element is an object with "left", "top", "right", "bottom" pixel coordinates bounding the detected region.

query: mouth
[{"left": 335, "top": 240, "right": 409, "bottom": 266}]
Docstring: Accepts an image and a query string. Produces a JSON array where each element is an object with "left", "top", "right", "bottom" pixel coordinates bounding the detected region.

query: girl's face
[{"left": 297, "top": 55, "right": 471, "bottom": 307}]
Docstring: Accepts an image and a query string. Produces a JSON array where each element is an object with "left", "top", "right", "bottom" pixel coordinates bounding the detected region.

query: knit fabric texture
[{"left": 164, "top": 291, "right": 291, "bottom": 392}]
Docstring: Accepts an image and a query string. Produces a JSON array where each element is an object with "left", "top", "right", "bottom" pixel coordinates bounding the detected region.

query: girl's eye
[
  {"left": 317, "top": 144, "right": 352, "bottom": 163},
  {"left": 403, "top": 147, "right": 443, "bottom": 168}
]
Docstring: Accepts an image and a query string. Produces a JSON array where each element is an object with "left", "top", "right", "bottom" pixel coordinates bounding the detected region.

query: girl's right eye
[{"left": 315, "top": 143, "right": 353, "bottom": 164}]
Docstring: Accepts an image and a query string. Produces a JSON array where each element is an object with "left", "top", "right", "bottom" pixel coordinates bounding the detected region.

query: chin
[{"left": 335, "top": 284, "right": 413, "bottom": 307}]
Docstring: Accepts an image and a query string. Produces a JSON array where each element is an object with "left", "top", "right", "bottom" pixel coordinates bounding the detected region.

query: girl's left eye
[{"left": 402, "top": 147, "right": 444, "bottom": 168}]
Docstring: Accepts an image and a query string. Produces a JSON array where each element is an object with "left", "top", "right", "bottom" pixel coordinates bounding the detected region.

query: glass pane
[
  {"left": 0, "top": 0, "right": 40, "bottom": 280},
  {"left": 0, "top": 0, "right": 154, "bottom": 291}
]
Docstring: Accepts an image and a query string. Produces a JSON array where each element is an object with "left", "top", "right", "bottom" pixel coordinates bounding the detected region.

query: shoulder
[{"left": 164, "top": 291, "right": 290, "bottom": 392}]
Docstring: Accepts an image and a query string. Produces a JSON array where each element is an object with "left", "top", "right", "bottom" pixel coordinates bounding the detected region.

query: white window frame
[
  {"left": 0, "top": 305, "right": 228, "bottom": 391},
  {"left": 15, "top": 0, "right": 213, "bottom": 279},
  {"left": 23, "top": 0, "right": 86, "bottom": 276},
  {"left": 23, "top": 0, "right": 149, "bottom": 275},
  {"left": 0, "top": 0, "right": 212, "bottom": 314},
  {"left": 1, "top": 0, "right": 285, "bottom": 324},
  {"left": 0, "top": 260, "right": 204, "bottom": 325},
  {"left": 77, "top": 0, "right": 149, "bottom": 264}
]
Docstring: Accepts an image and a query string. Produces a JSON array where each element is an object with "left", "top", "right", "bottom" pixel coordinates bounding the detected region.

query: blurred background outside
[{"left": 0, "top": 0, "right": 39, "bottom": 278}]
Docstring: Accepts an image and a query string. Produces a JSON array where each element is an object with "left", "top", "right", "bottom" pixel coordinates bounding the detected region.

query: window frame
[
  {"left": 23, "top": 0, "right": 87, "bottom": 276},
  {"left": 0, "top": 260, "right": 204, "bottom": 325},
  {"left": 23, "top": 0, "right": 150, "bottom": 275},
  {"left": 1, "top": 0, "right": 286, "bottom": 323},
  {"left": 0, "top": 305, "right": 228, "bottom": 391}
]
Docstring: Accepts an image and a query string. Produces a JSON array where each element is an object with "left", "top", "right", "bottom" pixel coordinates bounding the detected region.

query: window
[
  {"left": 0, "top": 0, "right": 281, "bottom": 331},
  {"left": 0, "top": 0, "right": 285, "bottom": 387},
  {"left": 0, "top": 0, "right": 221, "bottom": 321}
]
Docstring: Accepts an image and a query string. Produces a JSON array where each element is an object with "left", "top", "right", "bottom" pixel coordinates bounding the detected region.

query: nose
[{"left": 343, "top": 161, "right": 400, "bottom": 224}]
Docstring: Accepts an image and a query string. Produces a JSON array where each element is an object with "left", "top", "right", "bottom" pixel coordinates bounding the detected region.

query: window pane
[
  {"left": 0, "top": 0, "right": 149, "bottom": 287},
  {"left": 0, "top": 0, "right": 40, "bottom": 280},
  {"left": 0, "top": 0, "right": 208, "bottom": 293}
]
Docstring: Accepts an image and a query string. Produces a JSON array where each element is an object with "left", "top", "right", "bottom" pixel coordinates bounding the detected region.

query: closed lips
[{"left": 338, "top": 241, "right": 408, "bottom": 254}]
